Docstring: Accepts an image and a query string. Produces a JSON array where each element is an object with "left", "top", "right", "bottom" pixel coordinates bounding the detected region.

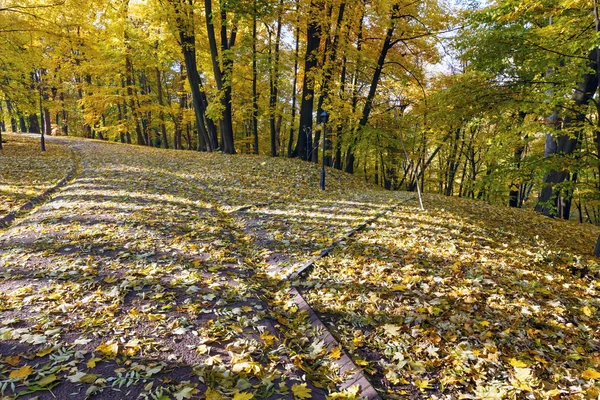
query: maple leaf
[
  {"left": 330, "top": 346, "right": 342, "bottom": 360},
  {"left": 9, "top": 365, "right": 33, "bottom": 379},
  {"left": 414, "top": 379, "right": 432, "bottom": 391},
  {"left": 291, "top": 383, "right": 312, "bottom": 399},
  {"left": 86, "top": 357, "right": 102, "bottom": 368},
  {"left": 382, "top": 324, "right": 401, "bottom": 337}
]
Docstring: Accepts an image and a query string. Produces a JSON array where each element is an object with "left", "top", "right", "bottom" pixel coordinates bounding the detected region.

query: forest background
[{"left": 1, "top": 0, "right": 599, "bottom": 224}]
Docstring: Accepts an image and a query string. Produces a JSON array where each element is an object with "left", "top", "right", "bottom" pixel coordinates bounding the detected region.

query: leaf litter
[{"left": 1, "top": 136, "right": 599, "bottom": 399}]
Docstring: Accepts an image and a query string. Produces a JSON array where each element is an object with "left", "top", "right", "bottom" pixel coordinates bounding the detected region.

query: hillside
[{"left": 0, "top": 134, "right": 599, "bottom": 400}]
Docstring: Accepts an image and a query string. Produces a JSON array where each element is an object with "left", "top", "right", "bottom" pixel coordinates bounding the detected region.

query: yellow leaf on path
[
  {"left": 330, "top": 347, "right": 342, "bottom": 360},
  {"left": 205, "top": 388, "right": 224, "bottom": 400},
  {"left": 87, "top": 357, "right": 102, "bottom": 368},
  {"left": 509, "top": 358, "right": 528, "bottom": 368},
  {"left": 241, "top": 306, "right": 253, "bottom": 312},
  {"left": 382, "top": 324, "right": 401, "bottom": 337},
  {"left": 391, "top": 284, "right": 407, "bottom": 291},
  {"left": 103, "top": 275, "right": 118, "bottom": 283},
  {"left": 5, "top": 355, "right": 20, "bottom": 366},
  {"left": 36, "top": 348, "right": 53, "bottom": 357},
  {"left": 174, "top": 386, "right": 196, "bottom": 400},
  {"left": 260, "top": 331, "right": 277, "bottom": 347},
  {"left": 582, "top": 369, "right": 600, "bottom": 380},
  {"left": 415, "top": 379, "right": 432, "bottom": 391},
  {"left": 9, "top": 365, "right": 33, "bottom": 379},
  {"left": 291, "top": 383, "right": 312, "bottom": 399},
  {"left": 232, "top": 392, "right": 254, "bottom": 400},
  {"left": 37, "top": 374, "right": 58, "bottom": 386},
  {"left": 582, "top": 306, "right": 594, "bottom": 317},
  {"left": 96, "top": 341, "right": 119, "bottom": 358}
]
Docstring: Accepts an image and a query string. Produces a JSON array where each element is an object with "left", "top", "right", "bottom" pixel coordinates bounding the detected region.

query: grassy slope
[
  {"left": 0, "top": 136, "right": 599, "bottom": 399},
  {"left": 303, "top": 194, "right": 600, "bottom": 399},
  {"left": 0, "top": 134, "right": 74, "bottom": 216}
]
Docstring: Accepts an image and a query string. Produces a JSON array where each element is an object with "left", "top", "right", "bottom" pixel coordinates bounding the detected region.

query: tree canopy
[{"left": 1, "top": 0, "right": 600, "bottom": 222}]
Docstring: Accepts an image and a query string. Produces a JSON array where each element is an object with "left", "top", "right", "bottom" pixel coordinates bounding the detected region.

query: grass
[{"left": 0, "top": 134, "right": 75, "bottom": 216}]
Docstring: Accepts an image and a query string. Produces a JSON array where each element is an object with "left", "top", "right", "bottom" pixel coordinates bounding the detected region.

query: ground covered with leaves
[
  {"left": 0, "top": 136, "right": 400, "bottom": 399},
  {"left": 301, "top": 195, "right": 600, "bottom": 399},
  {"left": 0, "top": 134, "right": 75, "bottom": 217},
  {"left": 1, "top": 135, "right": 599, "bottom": 400}
]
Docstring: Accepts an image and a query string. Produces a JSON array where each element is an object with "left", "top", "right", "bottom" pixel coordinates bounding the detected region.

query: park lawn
[
  {"left": 2, "top": 138, "right": 600, "bottom": 399},
  {"left": 0, "top": 134, "right": 75, "bottom": 216},
  {"left": 0, "top": 139, "right": 398, "bottom": 399},
  {"left": 301, "top": 194, "right": 600, "bottom": 399}
]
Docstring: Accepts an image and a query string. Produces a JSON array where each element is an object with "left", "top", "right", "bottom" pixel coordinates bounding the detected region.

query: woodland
[
  {"left": 1, "top": 0, "right": 600, "bottom": 220},
  {"left": 1, "top": 0, "right": 600, "bottom": 399}
]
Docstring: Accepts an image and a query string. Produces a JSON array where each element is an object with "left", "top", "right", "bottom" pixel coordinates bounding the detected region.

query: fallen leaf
[{"left": 9, "top": 365, "right": 33, "bottom": 379}]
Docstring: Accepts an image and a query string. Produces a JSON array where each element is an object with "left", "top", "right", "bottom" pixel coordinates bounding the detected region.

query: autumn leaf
[
  {"left": 35, "top": 348, "right": 53, "bottom": 357},
  {"left": 37, "top": 374, "right": 58, "bottom": 386},
  {"left": 96, "top": 341, "right": 119, "bottom": 358},
  {"left": 205, "top": 388, "right": 225, "bottom": 400},
  {"left": 329, "top": 346, "right": 342, "bottom": 360},
  {"left": 582, "top": 369, "right": 600, "bottom": 380},
  {"left": 232, "top": 392, "right": 254, "bottom": 400},
  {"left": 291, "top": 383, "right": 312, "bottom": 399},
  {"left": 9, "top": 365, "right": 33, "bottom": 379},
  {"left": 509, "top": 358, "right": 529, "bottom": 368},
  {"left": 174, "top": 387, "right": 197, "bottom": 400},
  {"left": 382, "top": 324, "right": 401, "bottom": 337},
  {"left": 414, "top": 379, "right": 432, "bottom": 391},
  {"left": 86, "top": 357, "right": 102, "bottom": 368},
  {"left": 5, "top": 355, "right": 20, "bottom": 366}
]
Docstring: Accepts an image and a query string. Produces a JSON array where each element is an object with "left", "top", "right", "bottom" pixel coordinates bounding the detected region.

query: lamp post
[{"left": 320, "top": 111, "right": 329, "bottom": 190}]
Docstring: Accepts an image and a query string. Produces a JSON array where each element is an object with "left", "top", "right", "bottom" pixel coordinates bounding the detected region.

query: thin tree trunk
[
  {"left": 252, "top": 5, "right": 259, "bottom": 154},
  {"left": 155, "top": 67, "right": 169, "bottom": 149},
  {"left": 269, "top": 0, "right": 283, "bottom": 157},
  {"left": 287, "top": 3, "right": 300, "bottom": 158}
]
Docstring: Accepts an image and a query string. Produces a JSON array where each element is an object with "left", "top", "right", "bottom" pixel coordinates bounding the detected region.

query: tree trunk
[
  {"left": 269, "top": 0, "right": 283, "bottom": 157},
  {"left": 314, "top": 1, "right": 345, "bottom": 165},
  {"left": 170, "top": 0, "right": 212, "bottom": 151},
  {"left": 287, "top": 3, "right": 300, "bottom": 158},
  {"left": 344, "top": 10, "right": 364, "bottom": 173},
  {"left": 535, "top": 49, "right": 599, "bottom": 218},
  {"left": 155, "top": 68, "right": 169, "bottom": 149},
  {"left": 28, "top": 114, "right": 40, "bottom": 133},
  {"left": 205, "top": 0, "right": 236, "bottom": 154},
  {"left": 251, "top": 6, "right": 259, "bottom": 154},
  {"left": 293, "top": 0, "right": 321, "bottom": 161}
]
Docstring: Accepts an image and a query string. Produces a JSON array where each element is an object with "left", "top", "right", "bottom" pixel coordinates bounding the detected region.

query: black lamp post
[{"left": 320, "top": 111, "right": 329, "bottom": 190}]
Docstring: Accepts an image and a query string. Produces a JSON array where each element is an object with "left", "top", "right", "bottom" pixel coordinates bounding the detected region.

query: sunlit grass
[{"left": 0, "top": 134, "right": 74, "bottom": 216}]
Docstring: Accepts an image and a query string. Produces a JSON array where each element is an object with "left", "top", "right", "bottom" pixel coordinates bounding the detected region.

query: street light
[{"left": 320, "top": 111, "right": 329, "bottom": 190}]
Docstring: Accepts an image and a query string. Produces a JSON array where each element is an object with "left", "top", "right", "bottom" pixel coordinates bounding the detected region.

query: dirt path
[{"left": 0, "top": 139, "right": 329, "bottom": 399}]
